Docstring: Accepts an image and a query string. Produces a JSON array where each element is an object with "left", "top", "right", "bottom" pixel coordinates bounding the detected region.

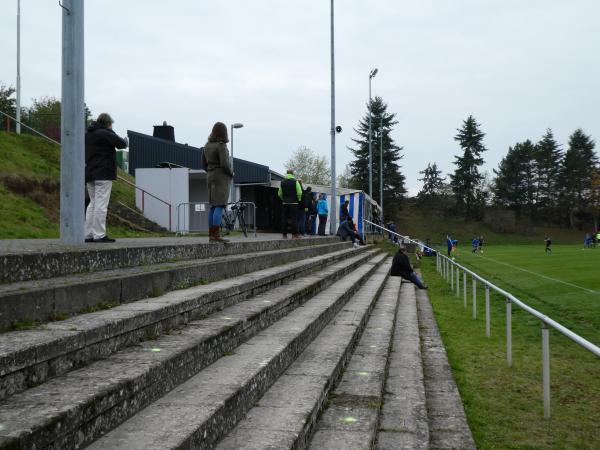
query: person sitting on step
[
  {"left": 336, "top": 217, "right": 364, "bottom": 247},
  {"left": 390, "top": 245, "right": 428, "bottom": 289}
]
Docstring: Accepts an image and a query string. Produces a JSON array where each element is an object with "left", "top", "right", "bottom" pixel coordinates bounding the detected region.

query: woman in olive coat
[{"left": 201, "top": 122, "right": 234, "bottom": 242}]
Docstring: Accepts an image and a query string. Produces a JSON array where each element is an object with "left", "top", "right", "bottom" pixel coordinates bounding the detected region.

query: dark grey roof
[{"left": 127, "top": 130, "right": 271, "bottom": 184}]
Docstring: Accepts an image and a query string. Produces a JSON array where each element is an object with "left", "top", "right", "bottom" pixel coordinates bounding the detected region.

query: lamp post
[
  {"left": 16, "top": 0, "right": 21, "bottom": 134},
  {"left": 230, "top": 123, "right": 243, "bottom": 203},
  {"left": 329, "top": 0, "right": 337, "bottom": 236},
  {"left": 60, "top": 0, "right": 85, "bottom": 244},
  {"left": 379, "top": 117, "right": 383, "bottom": 224},
  {"left": 368, "top": 68, "right": 378, "bottom": 200}
]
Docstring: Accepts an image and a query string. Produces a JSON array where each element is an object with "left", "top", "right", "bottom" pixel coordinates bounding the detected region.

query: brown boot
[
  {"left": 211, "top": 226, "right": 229, "bottom": 243},
  {"left": 209, "top": 226, "right": 217, "bottom": 242}
]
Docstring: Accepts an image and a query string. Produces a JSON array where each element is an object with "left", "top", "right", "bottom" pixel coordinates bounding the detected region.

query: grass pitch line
[{"left": 472, "top": 254, "right": 599, "bottom": 295}]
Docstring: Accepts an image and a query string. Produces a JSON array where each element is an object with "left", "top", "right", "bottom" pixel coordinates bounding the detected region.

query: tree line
[{"left": 418, "top": 115, "right": 599, "bottom": 230}]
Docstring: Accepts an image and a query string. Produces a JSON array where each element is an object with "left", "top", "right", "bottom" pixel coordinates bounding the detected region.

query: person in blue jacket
[
  {"left": 446, "top": 235, "right": 453, "bottom": 257},
  {"left": 472, "top": 237, "right": 479, "bottom": 253},
  {"left": 316, "top": 193, "right": 329, "bottom": 236}
]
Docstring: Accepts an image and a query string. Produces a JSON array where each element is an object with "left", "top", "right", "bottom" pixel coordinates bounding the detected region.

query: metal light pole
[
  {"left": 379, "top": 117, "right": 383, "bottom": 223},
  {"left": 329, "top": 0, "right": 337, "bottom": 236},
  {"left": 60, "top": 0, "right": 85, "bottom": 244},
  {"left": 368, "top": 68, "right": 377, "bottom": 200},
  {"left": 230, "top": 123, "right": 243, "bottom": 203},
  {"left": 16, "top": 0, "right": 21, "bottom": 134}
]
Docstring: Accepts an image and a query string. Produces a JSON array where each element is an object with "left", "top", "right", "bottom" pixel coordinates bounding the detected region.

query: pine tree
[
  {"left": 534, "top": 129, "right": 562, "bottom": 210},
  {"left": 417, "top": 162, "right": 445, "bottom": 201},
  {"left": 493, "top": 140, "right": 536, "bottom": 213},
  {"left": 450, "top": 115, "right": 487, "bottom": 217},
  {"left": 559, "top": 129, "right": 598, "bottom": 226},
  {"left": 348, "top": 96, "right": 406, "bottom": 215}
]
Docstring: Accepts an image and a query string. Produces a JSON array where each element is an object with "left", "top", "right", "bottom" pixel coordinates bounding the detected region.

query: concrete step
[
  {"left": 375, "top": 282, "right": 429, "bottom": 449},
  {"left": 416, "top": 288, "right": 476, "bottom": 450},
  {"left": 217, "top": 264, "right": 399, "bottom": 450},
  {"left": 0, "top": 245, "right": 370, "bottom": 401},
  {"left": 0, "top": 236, "right": 341, "bottom": 283},
  {"left": 0, "top": 241, "right": 351, "bottom": 329},
  {"left": 85, "top": 255, "right": 388, "bottom": 450},
  {"left": 0, "top": 253, "right": 384, "bottom": 449},
  {"left": 306, "top": 277, "right": 402, "bottom": 450}
]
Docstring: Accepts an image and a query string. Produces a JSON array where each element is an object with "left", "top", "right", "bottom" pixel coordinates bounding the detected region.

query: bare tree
[{"left": 285, "top": 146, "right": 331, "bottom": 185}]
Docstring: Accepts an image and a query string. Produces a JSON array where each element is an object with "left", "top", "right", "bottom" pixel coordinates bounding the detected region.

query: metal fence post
[
  {"left": 542, "top": 323, "right": 551, "bottom": 419},
  {"left": 456, "top": 267, "right": 460, "bottom": 297},
  {"left": 450, "top": 263, "right": 454, "bottom": 290},
  {"left": 472, "top": 277, "right": 477, "bottom": 319},
  {"left": 463, "top": 271, "right": 467, "bottom": 309},
  {"left": 485, "top": 286, "right": 490, "bottom": 337},
  {"left": 506, "top": 298, "right": 512, "bottom": 367}
]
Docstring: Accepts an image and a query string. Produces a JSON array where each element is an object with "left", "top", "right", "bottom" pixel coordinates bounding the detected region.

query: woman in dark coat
[{"left": 201, "top": 122, "right": 233, "bottom": 242}]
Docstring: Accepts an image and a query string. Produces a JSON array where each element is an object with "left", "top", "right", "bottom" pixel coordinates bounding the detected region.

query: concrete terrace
[{"left": 0, "top": 235, "right": 474, "bottom": 449}]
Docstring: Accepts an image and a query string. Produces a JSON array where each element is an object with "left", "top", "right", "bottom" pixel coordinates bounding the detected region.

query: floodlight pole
[
  {"left": 329, "top": 0, "right": 337, "bottom": 236},
  {"left": 60, "top": 0, "right": 85, "bottom": 244},
  {"left": 379, "top": 117, "right": 383, "bottom": 223},
  {"left": 368, "top": 68, "right": 377, "bottom": 201},
  {"left": 16, "top": 0, "right": 21, "bottom": 134}
]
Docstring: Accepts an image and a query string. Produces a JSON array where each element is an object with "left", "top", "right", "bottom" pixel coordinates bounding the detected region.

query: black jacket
[
  {"left": 301, "top": 190, "right": 313, "bottom": 210},
  {"left": 390, "top": 252, "right": 413, "bottom": 279},
  {"left": 85, "top": 123, "right": 127, "bottom": 182}
]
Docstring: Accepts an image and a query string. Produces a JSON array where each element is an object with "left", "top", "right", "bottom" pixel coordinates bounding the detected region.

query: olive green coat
[{"left": 201, "top": 141, "right": 233, "bottom": 206}]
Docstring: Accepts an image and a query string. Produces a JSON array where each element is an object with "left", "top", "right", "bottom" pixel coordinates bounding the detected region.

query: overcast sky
[{"left": 1, "top": 0, "right": 598, "bottom": 194}]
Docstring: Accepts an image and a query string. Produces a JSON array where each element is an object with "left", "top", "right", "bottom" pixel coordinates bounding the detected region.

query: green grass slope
[{"left": 0, "top": 130, "right": 148, "bottom": 239}]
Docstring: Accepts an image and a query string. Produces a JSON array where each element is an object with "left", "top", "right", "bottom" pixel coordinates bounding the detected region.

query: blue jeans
[
  {"left": 209, "top": 206, "right": 224, "bottom": 227},
  {"left": 297, "top": 210, "right": 306, "bottom": 235},
  {"left": 409, "top": 272, "right": 426, "bottom": 289}
]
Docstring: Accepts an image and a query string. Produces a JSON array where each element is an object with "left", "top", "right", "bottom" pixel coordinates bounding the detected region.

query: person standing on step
[
  {"left": 340, "top": 200, "right": 350, "bottom": 222},
  {"left": 390, "top": 245, "right": 428, "bottom": 289},
  {"left": 303, "top": 186, "right": 315, "bottom": 235},
  {"left": 85, "top": 113, "right": 128, "bottom": 243},
  {"left": 297, "top": 179, "right": 307, "bottom": 236},
  {"left": 317, "top": 193, "right": 329, "bottom": 236},
  {"left": 278, "top": 169, "right": 302, "bottom": 239},
  {"left": 202, "top": 122, "right": 234, "bottom": 243}
]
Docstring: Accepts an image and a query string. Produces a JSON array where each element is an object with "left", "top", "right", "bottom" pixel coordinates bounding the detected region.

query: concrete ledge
[
  {"left": 0, "top": 247, "right": 373, "bottom": 401},
  {"left": 0, "top": 254, "right": 385, "bottom": 449},
  {"left": 0, "top": 241, "right": 351, "bottom": 329},
  {"left": 0, "top": 236, "right": 341, "bottom": 283}
]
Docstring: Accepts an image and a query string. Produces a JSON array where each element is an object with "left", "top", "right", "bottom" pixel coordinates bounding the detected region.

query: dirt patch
[{"left": 0, "top": 172, "right": 60, "bottom": 221}]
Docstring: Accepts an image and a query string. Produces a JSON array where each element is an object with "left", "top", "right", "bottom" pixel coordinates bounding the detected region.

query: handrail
[
  {"left": 365, "top": 219, "right": 600, "bottom": 419},
  {"left": 0, "top": 110, "right": 61, "bottom": 145},
  {"left": 1, "top": 110, "right": 173, "bottom": 231}
]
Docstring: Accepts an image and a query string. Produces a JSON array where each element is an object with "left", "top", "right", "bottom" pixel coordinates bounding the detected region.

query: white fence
[{"left": 364, "top": 219, "right": 600, "bottom": 419}]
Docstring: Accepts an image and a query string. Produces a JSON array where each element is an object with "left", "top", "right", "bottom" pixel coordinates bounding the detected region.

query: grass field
[{"left": 418, "top": 244, "right": 600, "bottom": 449}]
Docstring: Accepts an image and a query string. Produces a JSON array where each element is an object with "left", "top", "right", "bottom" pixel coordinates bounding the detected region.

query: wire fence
[{"left": 364, "top": 219, "right": 600, "bottom": 419}]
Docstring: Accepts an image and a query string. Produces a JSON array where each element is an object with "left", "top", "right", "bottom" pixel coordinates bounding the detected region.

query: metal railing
[
  {"left": 176, "top": 201, "right": 257, "bottom": 237},
  {"left": 364, "top": 219, "right": 600, "bottom": 419},
  {"left": 118, "top": 176, "right": 172, "bottom": 231},
  {"left": 2, "top": 109, "right": 173, "bottom": 231}
]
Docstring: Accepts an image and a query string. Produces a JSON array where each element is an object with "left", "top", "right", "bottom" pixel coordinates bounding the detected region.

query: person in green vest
[{"left": 278, "top": 170, "right": 302, "bottom": 239}]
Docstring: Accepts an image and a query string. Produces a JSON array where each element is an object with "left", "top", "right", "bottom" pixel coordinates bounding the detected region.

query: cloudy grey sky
[{"left": 1, "top": 0, "right": 598, "bottom": 194}]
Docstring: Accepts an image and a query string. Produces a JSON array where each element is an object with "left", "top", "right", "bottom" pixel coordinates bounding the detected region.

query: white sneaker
[{"left": 353, "top": 242, "right": 360, "bottom": 248}]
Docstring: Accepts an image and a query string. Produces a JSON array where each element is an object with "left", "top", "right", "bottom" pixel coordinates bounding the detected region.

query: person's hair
[
  {"left": 306, "top": 186, "right": 312, "bottom": 192},
  {"left": 96, "top": 113, "right": 113, "bottom": 128},
  {"left": 208, "top": 122, "right": 229, "bottom": 143},
  {"left": 398, "top": 245, "right": 406, "bottom": 253},
  {"left": 286, "top": 169, "right": 294, "bottom": 175},
  {"left": 344, "top": 200, "right": 349, "bottom": 204}
]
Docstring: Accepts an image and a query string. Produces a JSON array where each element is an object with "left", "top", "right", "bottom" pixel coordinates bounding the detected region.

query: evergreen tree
[
  {"left": 492, "top": 140, "right": 536, "bottom": 213},
  {"left": 534, "top": 129, "right": 562, "bottom": 210},
  {"left": 417, "top": 162, "right": 445, "bottom": 201},
  {"left": 349, "top": 96, "right": 406, "bottom": 215},
  {"left": 449, "top": 115, "right": 487, "bottom": 217},
  {"left": 559, "top": 129, "right": 598, "bottom": 226}
]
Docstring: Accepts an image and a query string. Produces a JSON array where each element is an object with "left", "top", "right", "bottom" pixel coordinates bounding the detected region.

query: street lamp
[
  {"left": 379, "top": 117, "right": 383, "bottom": 224},
  {"left": 230, "top": 123, "right": 243, "bottom": 203},
  {"left": 368, "top": 68, "right": 378, "bottom": 200}
]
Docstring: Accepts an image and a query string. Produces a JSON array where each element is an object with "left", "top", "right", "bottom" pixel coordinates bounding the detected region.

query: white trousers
[{"left": 85, "top": 180, "right": 113, "bottom": 239}]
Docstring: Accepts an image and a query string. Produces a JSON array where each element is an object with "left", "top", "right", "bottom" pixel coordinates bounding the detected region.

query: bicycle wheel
[{"left": 238, "top": 212, "right": 248, "bottom": 238}]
